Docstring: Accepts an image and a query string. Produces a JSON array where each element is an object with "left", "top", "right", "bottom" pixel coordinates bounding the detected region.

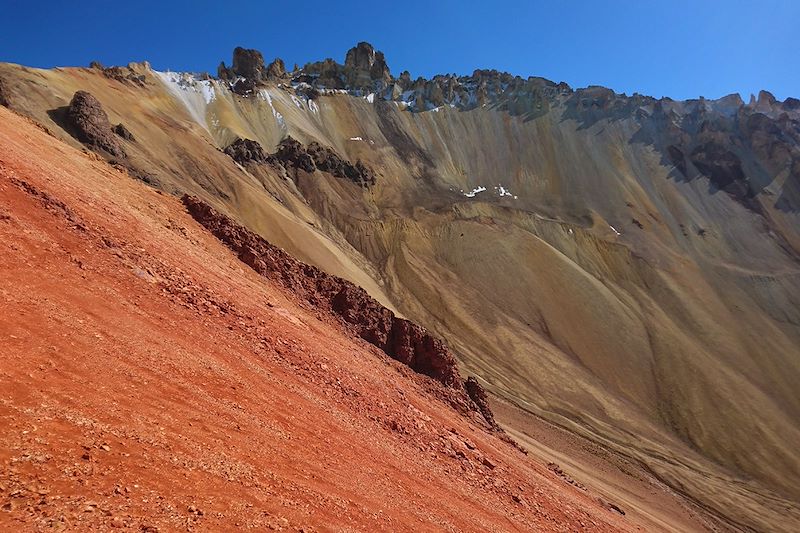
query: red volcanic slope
[{"left": 0, "top": 106, "right": 627, "bottom": 531}]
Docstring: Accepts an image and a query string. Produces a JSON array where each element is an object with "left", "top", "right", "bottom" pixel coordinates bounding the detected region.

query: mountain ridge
[{"left": 1, "top": 43, "right": 799, "bottom": 531}]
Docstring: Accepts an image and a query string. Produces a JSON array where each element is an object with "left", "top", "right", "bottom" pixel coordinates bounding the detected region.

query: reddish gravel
[{"left": 0, "top": 107, "right": 629, "bottom": 531}]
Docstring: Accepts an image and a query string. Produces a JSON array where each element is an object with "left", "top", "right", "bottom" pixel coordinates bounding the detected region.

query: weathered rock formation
[
  {"left": 65, "top": 91, "right": 125, "bottom": 157},
  {"left": 223, "top": 138, "right": 277, "bottom": 167},
  {"left": 113, "top": 123, "right": 135, "bottom": 141},
  {"left": 226, "top": 136, "right": 376, "bottom": 187},
  {"left": 344, "top": 41, "right": 391, "bottom": 88}
]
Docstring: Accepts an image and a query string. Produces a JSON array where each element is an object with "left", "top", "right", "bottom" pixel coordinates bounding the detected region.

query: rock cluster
[
  {"left": 90, "top": 61, "right": 146, "bottom": 86},
  {"left": 182, "top": 195, "right": 499, "bottom": 427},
  {"left": 642, "top": 93, "right": 800, "bottom": 210},
  {"left": 65, "top": 91, "right": 128, "bottom": 158},
  {"left": 223, "top": 138, "right": 277, "bottom": 167},
  {"left": 225, "top": 136, "right": 376, "bottom": 187},
  {"left": 218, "top": 47, "right": 289, "bottom": 94}
]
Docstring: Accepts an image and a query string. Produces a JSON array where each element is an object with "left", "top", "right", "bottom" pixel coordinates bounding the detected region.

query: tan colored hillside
[
  {"left": 1, "top": 44, "right": 799, "bottom": 531},
  {"left": 0, "top": 105, "right": 636, "bottom": 531}
]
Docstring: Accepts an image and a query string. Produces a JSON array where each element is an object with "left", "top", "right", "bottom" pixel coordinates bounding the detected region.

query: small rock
[{"left": 110, "top": 516, "right": 124, "bottom": 528}]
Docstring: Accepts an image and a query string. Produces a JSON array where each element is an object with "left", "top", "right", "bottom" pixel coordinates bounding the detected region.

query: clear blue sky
[{"left": 0, "top": 0, "right": 797, "bottom": 101}]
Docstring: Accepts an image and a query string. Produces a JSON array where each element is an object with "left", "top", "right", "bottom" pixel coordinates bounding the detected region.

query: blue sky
[{"left": 0, "top": 0, "right": 797, "bottom": 100}]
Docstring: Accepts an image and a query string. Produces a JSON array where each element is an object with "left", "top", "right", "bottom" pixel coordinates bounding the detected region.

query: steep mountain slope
[
  {"left": 1, "top": 43, "right": 799, "bottom": 530},
  {"left": 0, "top": 106, "right": 630, "bottom": 531}
]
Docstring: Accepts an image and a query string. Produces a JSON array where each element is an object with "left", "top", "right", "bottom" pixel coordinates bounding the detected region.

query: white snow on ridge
[
  {"left": 349, "top": 136, "right": 364, "bottom": 141},
  {"left": 609, "top": 225, "right": 621, "bottom": 236},
  {"left": 156, "top": 71, "right": 217, "bottom": 127}
]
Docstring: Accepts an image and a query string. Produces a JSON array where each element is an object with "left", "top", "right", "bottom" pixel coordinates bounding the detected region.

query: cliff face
[{"left": 1, "top": 44, "right": 799, "bottom": 531}]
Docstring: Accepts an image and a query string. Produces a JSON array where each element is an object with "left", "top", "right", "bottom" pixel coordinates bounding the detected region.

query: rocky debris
[
  {"left": 272, "top": 136, "right": 376, "bottom": 187},
  {"left": 296, "top": 85, "right": 321, "bottom": 100},
  {"left": 223, "top": 138, "right": 277, "bottom": 167},
  {"left": 232, "top": 77, "right": 257, "bottom": 96},
  {"left": 273, "top": 136, "right": 316, "bottom": 173},
  {"left": 91, "top": 62, "right": 146, "bottom": 86},
  {"left": 547, "top": 462, "right": 586, "bottom": 490},
  {"left": 112, "top": 123, "right": 135, "bottom": 141},
  {"left": 597, "top": 498, "right": 626, "bottom": 516},
  {"left": 307, "top": 142, "right": 376, "bottom": 186},
  {"left": 465, "top": 377, "right": 500, "bottom": 430},
  {"left": 65, "top": 91, "right": 125, "bottom": 158},
  {"left": 181, "top": 196, "right": 501, "bottom": 426}
]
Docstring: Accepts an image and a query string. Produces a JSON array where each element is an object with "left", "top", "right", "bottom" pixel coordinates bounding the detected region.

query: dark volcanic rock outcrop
[
  {"left": 274, "top": 136, "right": 317, "bottom": 173},
  {"left": 218, "top": 47, "right": 271, "bottom": 94},
  {"left": 230, "top": 47, "right": 266, "bottom": 82},
  {"left": 224, "top": 138, "right": 277, "bottom": 167},
  {"left": 113, "top": 123, "right": 135, "bottom": 141},
  {"left": 65, "top": 91, "right": 125, "bottom": 157},
  {"left": 182, "top": 195, "right": 498, "bottom": 427},
  {"left": 272, "top": 136, "right": 376, "bottom": 186}
]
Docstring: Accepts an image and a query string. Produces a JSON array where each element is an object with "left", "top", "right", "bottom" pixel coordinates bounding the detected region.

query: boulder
[
  {"left": 113, "top": 123, "right": 135, "bottom": 141},
  {"left": 65, "top": 91, "right": 125, "bottom": 157}
]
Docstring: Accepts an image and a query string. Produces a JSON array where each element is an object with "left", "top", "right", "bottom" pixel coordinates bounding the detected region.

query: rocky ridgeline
[
  {"left": 212, "top": 41, "right": 799, "bottom": 209},
  {"left": 182, "top": 194, "right": 500, "bottom": 429},
  {"left": 225, "top": 136, "right": 376, "bottom": 187},
  {"left": 636, "top": 92, "right": 800, "bottom": 211}
]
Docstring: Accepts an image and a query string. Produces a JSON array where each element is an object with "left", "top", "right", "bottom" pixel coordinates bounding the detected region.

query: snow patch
[
  {"left": 609, "top": 225, "right": 621, "bottom": 236},
  {"left": 156, "top": 71, "right": 217, "bottom": 126},
  {"left": 349, "top": 136, "right": 364, "bottom": 141},
  {"left": 258, "top": 89, "right": 286, "bottom": 130},
  {"left": 463, "top": 186, "right": 487, "bottom": 198},
  {"left": 493, "top": 184, "right": 515, "bottom": 197}
]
